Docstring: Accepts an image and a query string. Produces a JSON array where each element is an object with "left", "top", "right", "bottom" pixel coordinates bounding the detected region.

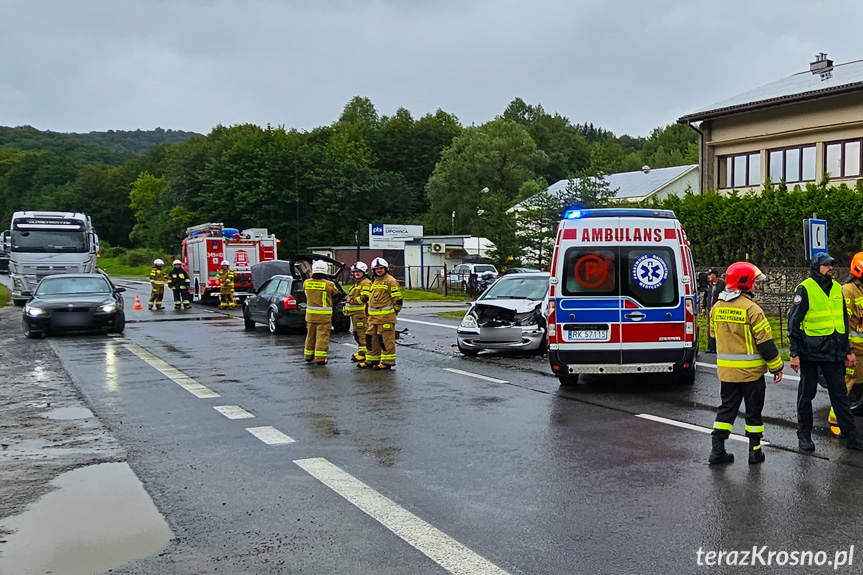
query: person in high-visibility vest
[
  {"left": 217, "top": 260, "right": 235, "bottom": 309},
  {"left": 148, "top": 258, "right": 167, "bottom": 310},
  {"left": 303, "top": 260, "right": 339, "bottom": 365},
  {"left": 828, "top": 252, "right": 863, "bottom": 435},
  {"left": 788, "top": 252, "right": 863, "bottom": 451},
  {"left": 357, "top": 257, "right": 402, "bottom": 370},
  {"left": 708, "top": 262, "right": 784, "bottom": 465},
  {"left": 345, "top": 261, "right": 372, "bottom": 362}
]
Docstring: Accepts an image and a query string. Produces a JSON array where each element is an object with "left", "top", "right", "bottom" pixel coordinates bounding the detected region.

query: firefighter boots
[
  {"left": 797, "top": 431, "right": 815, "bottom": 452},
  {"left": 748, "top": 437, "right": 764, "bottom": 465},
  {"left": 709, "top": 437, "right": 734, "bottom": 465}
]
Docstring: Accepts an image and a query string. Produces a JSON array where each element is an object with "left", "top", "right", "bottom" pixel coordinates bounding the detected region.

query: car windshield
[
  {"left": 480, "top": 276, "right": 548, "bottom": 301},
  {"left": 475, "top": 265, "right": 496, "bottom": 274},
  {"left": 36, "top": 276, "right": 112, "bottom": 295}
]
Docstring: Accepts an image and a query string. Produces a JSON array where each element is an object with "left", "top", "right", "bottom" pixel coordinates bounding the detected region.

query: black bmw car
[{"left": 22, "top": 273, "right": 126, "bottom": 338}]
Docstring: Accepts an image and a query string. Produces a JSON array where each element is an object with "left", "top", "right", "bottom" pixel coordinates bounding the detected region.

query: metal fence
[{"left": 335, "top": 265, "right": 481, "bottom": 298}]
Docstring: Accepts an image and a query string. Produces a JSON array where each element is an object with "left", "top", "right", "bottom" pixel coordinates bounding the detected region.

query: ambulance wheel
[
  {"left": 558, "top": 374, "right": 579, "bottom": 386},
  {"left": 849, "top": 384, "right": 863, "bottom": 415}
]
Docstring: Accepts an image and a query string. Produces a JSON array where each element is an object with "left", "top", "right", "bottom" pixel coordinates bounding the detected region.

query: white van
[{"left": 546, "top": 208, "right": 698, "bottom": 385}]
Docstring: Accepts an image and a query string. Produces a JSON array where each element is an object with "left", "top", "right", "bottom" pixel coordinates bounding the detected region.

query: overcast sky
[{"left": 1, "top": 0, "right": 861, "bottom": 137}]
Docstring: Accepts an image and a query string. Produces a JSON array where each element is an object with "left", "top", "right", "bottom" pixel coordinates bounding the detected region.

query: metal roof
[
  {"left": 512, "top": 164, "right": 697, "bottom": 208},
  {"left": 679, "top": 58, "right": 863, "bottom": 123}
]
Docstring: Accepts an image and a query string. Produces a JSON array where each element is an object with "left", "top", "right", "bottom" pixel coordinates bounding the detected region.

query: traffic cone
[{"left": 133, "top": 295, "right": 143, "bottom": 310}]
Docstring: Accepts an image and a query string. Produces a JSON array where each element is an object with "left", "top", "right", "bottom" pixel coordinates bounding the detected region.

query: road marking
[
  {"left": 246, "top": 426, "right": 295, "bottom": 445},
  {"left": 294, "top": 457, "right": 511, "bottom": 575},
  {"left": 636, "top": 414, "right": 769, "bottom": 445},
  {"left": 443, "top": 368, "right": 508, "bottom": 384},
  {"left": 214, "top": 405, "right": 255, "bottom": 419},
  {"left": 696, "top": 361, "right": 800, "bottom": 381},
  {"left": 398, "top": 318, "right": 458, "bottom": 330},
  {"left": 122, "top": 343, "right": 220, "bottom": 398}
]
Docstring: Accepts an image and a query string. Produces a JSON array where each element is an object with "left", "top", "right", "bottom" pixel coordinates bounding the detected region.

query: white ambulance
[{"left": 546, "top": 208, "right": 698, "bottom": 385}]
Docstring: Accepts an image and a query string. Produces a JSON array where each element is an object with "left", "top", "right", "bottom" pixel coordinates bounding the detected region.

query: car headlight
[
  {"left": 460, "top": 313, "right": 478, "bottom": 329},
  {"left": 98, "top": 302, "right": 117, "bottom": 313},
  {"left": 24, "top": 305, "right": 45, "bottom": 317}
]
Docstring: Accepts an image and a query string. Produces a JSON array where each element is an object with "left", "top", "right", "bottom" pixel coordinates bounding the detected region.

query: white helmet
[
  {"left": 172, "top": 259, "right": 182, "bottom": 266},
  {"left": 311, "top": 260, "right": 328, "bottom": 275},
  {"left": 370, "top": 257, "right": 388, "bottom": 270},
  {"left": 351, "top": 261, "right": 368, "bottom": 273},
  {"left": 153, "top": 258, "right": 164, "bottom": 266},
  {"left": 220, "top": 260, "right": 230, "bottom": 267}
]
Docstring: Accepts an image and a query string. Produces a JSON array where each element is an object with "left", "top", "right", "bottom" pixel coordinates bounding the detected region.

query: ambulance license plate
[{"left": 568, "top": 329, "right": 607, "bottom": 341}]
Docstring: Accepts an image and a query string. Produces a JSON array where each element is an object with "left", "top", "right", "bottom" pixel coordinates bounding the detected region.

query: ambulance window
[
  {"left": 562, "top": 248, "right": 617, "bottom": 295},
  {"left": 622, "top": 247, "right": 677, "bottom": 306}
]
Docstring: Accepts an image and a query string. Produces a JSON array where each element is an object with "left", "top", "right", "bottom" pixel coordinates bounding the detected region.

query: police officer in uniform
[
  {"left": 357, "top": 257, "right": 402, "bottom": 370},
  {"left": 168, "top": 259, "right": 192, "bottom": 309},
  {"left": 789, "top": 252, "right": 863, "bottom": 451},
  {"left": 303, "top": 260, "right": 339, "bottom": 365},
  {"left": 709, "top": 262, "right": 784, "bottom": 465},
  {"left": 345, "top": 261, "right": 372, "bottom": 362}
]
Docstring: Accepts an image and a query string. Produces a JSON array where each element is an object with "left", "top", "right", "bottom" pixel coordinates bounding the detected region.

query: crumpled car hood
[{"left": 471, "top": 300, "right": 543, "bottom": 326}]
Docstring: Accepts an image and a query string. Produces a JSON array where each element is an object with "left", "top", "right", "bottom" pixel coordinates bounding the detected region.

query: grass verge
[
  {"left": 437, "top": 310, "right": 467, "bottom": 320},
  {"left": 98, "top": 257, "right": 150, "bottom": 277},
  {"left": 0, "top": 283, "right": 9, "bottom": 307},
  {"left": 401, "top": 289, "right": 471, "bottom": 301}
]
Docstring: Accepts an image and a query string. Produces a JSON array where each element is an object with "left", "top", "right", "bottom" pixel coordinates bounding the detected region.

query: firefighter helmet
[
  {"left": 172, "top": 259, "right": 182, "bottom": 266},
  {"left": 725, "top": 262, "right": 765, "bottom": 292},
  {"left": 851, "top": 252, "right": 863, "bottom": 278},
  {"left": 351, "top": 261, "right": 368, "bottom": 273},
  {"left": 311, "top": 260, "right": 328, "bottom": 275},
  {"left": 153, "top": 258, "right": 164, "bottom": 267},
  {"left": 220, "top": 260, "right": 230, "bottom": 268},
  {"left": 370, "top": 257, "right": 388, "bottom": 270}
]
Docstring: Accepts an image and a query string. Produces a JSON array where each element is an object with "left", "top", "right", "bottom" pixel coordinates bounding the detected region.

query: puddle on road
[
  {"left": 41, "top": 406, "right": 94, "bottom": 420},
  {"left": 0, "top": 462, "right": 173, "bottom": 575}
]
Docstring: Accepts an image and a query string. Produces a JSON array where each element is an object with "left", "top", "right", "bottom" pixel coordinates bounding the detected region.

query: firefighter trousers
[
  {"left": 351, "top": 315, "right": 367, "bottom": 357},
  {"left": 219, "top": 287, "right": 235, "bottom": 309},
  {"left": 713, "top": 378, "right": 766, "bottom": 440},
  {"left": 798, "top": 361, "right": 856, "bottom": 438},
  {"left": 149, "top": 285, "right": 165, "bottom": 309},
  {"left": 305, "top": 322, "right": 331, "bottom": 363},
  {"left": 172, "top": 287, "right": 191, "bottom": 309},
  {"left": 366, "top": 320, "right": 396, "bottom": 366}
]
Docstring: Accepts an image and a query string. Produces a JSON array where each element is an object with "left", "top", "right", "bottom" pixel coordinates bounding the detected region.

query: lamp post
[{"left": 476, "top": 187, "right": 489, "bottom": 260}]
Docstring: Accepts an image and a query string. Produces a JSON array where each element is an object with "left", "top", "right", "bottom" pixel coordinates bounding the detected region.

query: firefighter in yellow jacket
[
  {"left": 217, "top": 260, "right": 235, "bottom": 309},
  {"left": 345, "top": 261, "right": 372, "bottom": 362},
  {"left": 148, "top": 258, "right": 167, "bottom": 310},
  {"left": 304, "top": 260, "right": 339, "bottom": 365},
  {"left": 357, "top": 257, "right": 402, "bottom": 370},
  {"left": 708, "top": 262, "right": 784, "bottom": 466},
  {"left": 828, "top": 252, "right": 863, "bottom": 435}
]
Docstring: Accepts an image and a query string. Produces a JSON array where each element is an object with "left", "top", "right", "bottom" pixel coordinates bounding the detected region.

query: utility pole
[{"left": 356, "top": 219, "right": 362, "bottom": 263}]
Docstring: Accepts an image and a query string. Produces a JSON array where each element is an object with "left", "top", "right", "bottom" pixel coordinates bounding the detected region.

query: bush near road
[{"left": 0, "top": 284, "right": 10, "bottom": 307}]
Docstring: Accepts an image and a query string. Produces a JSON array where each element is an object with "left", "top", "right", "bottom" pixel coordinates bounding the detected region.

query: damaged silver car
[{"left": 457, "top": 272, "right": 549, "bottom": 356}]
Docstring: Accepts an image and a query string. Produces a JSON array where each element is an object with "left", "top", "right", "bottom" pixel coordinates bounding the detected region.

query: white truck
[
  {"left": 182, "top": 223, "right": 279, "bottom": 303},
  {"left": 2, "top": 211, "right": 100, "bottom": 306}
]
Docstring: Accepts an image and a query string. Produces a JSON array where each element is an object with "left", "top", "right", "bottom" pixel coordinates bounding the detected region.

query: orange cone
[{"left": 133, "top": 295, "right": 143, "bottom": 310}]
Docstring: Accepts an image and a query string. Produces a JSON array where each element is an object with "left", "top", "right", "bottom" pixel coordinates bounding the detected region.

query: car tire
[
  {"left": 22, "top": 319, "right": 42, "bottom": 339},
  {"left": 110, "top": 312, "right": 126, "bottom": 334},
  {"left": 268, "top": 309, "right": 283, "bottom": 334},
  {"left": 850, "top": 383, "right": 863, "bottom": 415},
  {"left": 558, "top": 374, "right": 580, "bottom": 386},
  {"left": 243, "top": 307, "right": 256, "bottom": 330},
  {"left": 457, "top": 342, "right": 479, "bottom": 356}
]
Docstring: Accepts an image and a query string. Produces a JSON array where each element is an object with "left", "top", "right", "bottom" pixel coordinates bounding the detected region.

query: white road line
[
  {"left": 636, "top": 414, "right": 770, "bottom": 445},
  {"left": 294, "top": 457, "right": 511, "bottom": 575},
  {"left": 398, "top": 318, "right": 458, "bottom": 330},
  {"left": 213, "top": 405, "right": 255, "bottom": 419},
  {"left": 122, "top": 343, "right": 220, "bottom": 398},
  {"left": 696, "top": 361, "right": 800, "bottom": 381},
  {"left": 443, "top": 368, "right": 508, "bottom": 384},
  {"left": 246, "top": 426, "right": 295, "bottom": 445},
  {"left": 340, "top": 343, "right": 357, "bottom": 349}
]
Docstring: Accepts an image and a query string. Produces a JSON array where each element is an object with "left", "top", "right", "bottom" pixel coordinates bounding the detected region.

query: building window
[
  {"left": 719, "top": 152, "right": 760, "bottom": 189},
  {"left": 768, "top": 145, "right": 816, "bottom": 184},
  {"left": 826, "top": 139, "right": 863, "bottom": 179}
]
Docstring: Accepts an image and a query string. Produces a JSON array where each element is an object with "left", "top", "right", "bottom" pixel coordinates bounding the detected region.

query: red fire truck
[{"left": 182, "top": 223, "right": 279, "bottom": 303}]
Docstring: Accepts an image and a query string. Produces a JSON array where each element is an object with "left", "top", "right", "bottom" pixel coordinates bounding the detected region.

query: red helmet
[
  {"left": 725, "top": 262, "right": 765, "bottom": 292},
  {"left": 851, "top": 252, "right": 863, "bottom": 278}
]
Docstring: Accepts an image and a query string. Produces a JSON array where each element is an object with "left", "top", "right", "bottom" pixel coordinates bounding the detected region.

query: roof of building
[
  {"left": 679, "top": 57, "right": 863, "bottom": 123},
  {"left": 512, "top": 164, "right": 697, "bottom": 209}
]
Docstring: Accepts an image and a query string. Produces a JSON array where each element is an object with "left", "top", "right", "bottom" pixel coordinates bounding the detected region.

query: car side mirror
[{"left": 114, "top": 287, "right": 126, "bottom": 293}]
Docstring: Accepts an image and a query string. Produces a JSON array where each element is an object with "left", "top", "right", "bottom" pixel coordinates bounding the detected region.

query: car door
[{"left": 251, "top": 279, "right": 279, "bottom": 321}]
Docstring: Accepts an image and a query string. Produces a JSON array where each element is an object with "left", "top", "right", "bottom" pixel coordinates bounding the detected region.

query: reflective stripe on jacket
[
  {"left": 218, "top": 269, "right": 234, "bottom": 289},
  {"left": 150, "top": 268, "right": 167, "bottom": 285},
  {"left": 709, "top": 293, "right": 783, "bottom": 382},
  {"left": 843, "top": 279, "right": 863, "bottom": 344},
  {"left": 363, "top": 273, "right": 402, "bottom": 324},
  {"left": 304, "top": 278, "right": 339, "bottom": 323},
  {"left": 345, "top": 277, "right": 371, "bottom": 316},
  {"left": 800, "top": 277, "right": 845, "bottom": 336}
]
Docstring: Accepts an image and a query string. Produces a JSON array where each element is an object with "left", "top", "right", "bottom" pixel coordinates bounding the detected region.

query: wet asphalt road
[{"left": 39, "top": 280, "right": 863, "bottom": 574}]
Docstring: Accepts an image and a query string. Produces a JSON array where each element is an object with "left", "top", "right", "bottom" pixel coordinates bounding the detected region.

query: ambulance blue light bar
[{"left": 562, "top": 208, "right": 677, "bottom": 220}]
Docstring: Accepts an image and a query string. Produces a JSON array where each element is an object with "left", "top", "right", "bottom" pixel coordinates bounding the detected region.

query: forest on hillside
[{"left": 0, "top": 97, "right": 698, "bottom": 264}]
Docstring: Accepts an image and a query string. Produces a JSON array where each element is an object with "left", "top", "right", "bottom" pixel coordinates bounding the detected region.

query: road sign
[{"left": 804, "top": 218, "right": 827, "bottom": 260}]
